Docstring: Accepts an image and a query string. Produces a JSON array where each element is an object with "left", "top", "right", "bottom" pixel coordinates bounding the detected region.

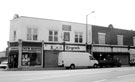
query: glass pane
[
  {"left": 54, "top": 36, "right": 58, "bottom": 41},
  {"left": 75, "top": 38, "right": 78, "bottom": 43},
  {"left": 33, "top": 35, "right": 37, "bottom": 40},
  {"left": 49, "top": 36, "right": 53, "bottom": 41},
  {"left": 79, "top": 33, "right": 83, "bottom": 38},
  {"left": 54, "top": 31, "right": 58, "bottom": 35},
  {"left": 79, "top": 38, "right": 83, "bottom": 43},
  {"left": 64, "top": 32, "right": 70, "bottom": 41},
  {"left": 27, "top": 34, "right": 32, "bottom": 40},
  {"left": 49, "top": 31, "right": 53, "bottom": 35},
  {"left": 33, "top": 29, "right": 38, "bottom": 35}
]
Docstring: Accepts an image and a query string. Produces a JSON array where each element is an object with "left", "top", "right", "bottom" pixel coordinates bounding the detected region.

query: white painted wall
[{"left": 9, "top": 16, "right": 92, "bottom": 44}]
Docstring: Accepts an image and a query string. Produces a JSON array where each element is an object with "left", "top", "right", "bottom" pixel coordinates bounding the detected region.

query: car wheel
[
  {"left": 70, "top": 64, "right": 75, "bottom": 69},
  {"left": 93, "top": 64, "right": 98, "bottom": 68}
]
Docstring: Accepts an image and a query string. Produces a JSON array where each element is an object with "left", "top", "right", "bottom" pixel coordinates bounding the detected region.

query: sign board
[
  {"left": 113, "top": 48, "right": 128, "bottom": 52},
  {"left": 93, "top": 47, "right": 111, "bottom": 52},
  {"left": 22, "top": 47, "right": 42, "bottom": 53},
  {"left": 65, "top": 45, "right": 86, "bottom": 51},
  {"left": 9, "top": 47, "right": 19, "bottom": 51},
  {"left": 44, "top": 44, "right": 63, "bottom": 50}
]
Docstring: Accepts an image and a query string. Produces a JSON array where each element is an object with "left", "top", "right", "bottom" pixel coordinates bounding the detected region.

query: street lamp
[{"left": 86, "top": 11, "right": 95, "bottom": 52}]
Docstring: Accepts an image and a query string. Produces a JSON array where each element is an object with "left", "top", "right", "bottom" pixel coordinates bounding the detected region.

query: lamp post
[{"left": 86, "top": 11, "right": 95, "bottom": 52}]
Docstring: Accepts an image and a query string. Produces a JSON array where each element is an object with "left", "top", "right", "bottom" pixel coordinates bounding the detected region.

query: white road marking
[
  {"left": 117, "top": 74, "right": 135, "bottom": 78},
  {"left": 93, "top": 79, "right": 107, "bottom": 82}
]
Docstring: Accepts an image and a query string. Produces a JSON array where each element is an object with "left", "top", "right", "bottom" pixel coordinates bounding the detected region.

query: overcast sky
[{"left": 0, "top": 0, "right": 135, "bottom": 51}]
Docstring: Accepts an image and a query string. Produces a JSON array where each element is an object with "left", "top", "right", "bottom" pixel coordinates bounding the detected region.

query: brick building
[{"left": 92, "top": 24, "right": 135, "bottom": 65}]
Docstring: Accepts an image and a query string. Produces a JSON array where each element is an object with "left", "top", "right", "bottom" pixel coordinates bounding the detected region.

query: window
[
  {"left": 27, "top": 28, "right": 38, "bottom": 41},
  {"left": 22, "top": 53, "right": 41, "bottom": 66},
  {"left": 89, "top": 56, "right": 95, "bottom": 60},
  {"left": 75, "top": 32, "right": 83, "bottom": 43},
  {"left": 117, "top": 35, "right": 123, "bottom": 45},
  {"left": 13, "top": 31, "right": 16, "bottom": 41},
  {"left": 33, "top": 28, "right": 38, "bottom": 40},
  {"left": 98, "top": 33, "right": 106, "bottom": 44},
  {"left": 133, "top": 37, "right": 135, "bottom": 46},
  {"left": 49, "top": 30, "right": 58, "bottom": 42},
  {"left": 64, "top": 32, "right": 70, "bottom": 41}
]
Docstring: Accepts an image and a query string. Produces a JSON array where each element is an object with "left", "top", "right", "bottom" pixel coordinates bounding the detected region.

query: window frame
[
  {"left": 117, "top": 35, "right": 123, "bottom": 45},
  {"left": 98, "top": 32, "right": 106, "bottom": 44},
  {"left": 48, "top": 30, "right": 58, "bottom": 42},
  {"left": 75, "top": 32, "right": 83, "bottom": 43}
]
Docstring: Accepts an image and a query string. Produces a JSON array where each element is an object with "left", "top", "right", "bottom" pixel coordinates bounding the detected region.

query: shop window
[
  {"left": 49, "top": 30, "right": 58, "bottom": 42},
  {"left": 75, "top": 32, "right": 83, "bottom": 43},
  {"left": 22, "top": 53, "right": 41, "bottom": 66}
]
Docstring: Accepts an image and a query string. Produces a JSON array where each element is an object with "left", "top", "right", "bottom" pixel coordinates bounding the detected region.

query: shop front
[
  {"left": 8, "top": 41, "right": 43, "bottom": 68},
  {"left": 22, "top": 47, "right": 42, "bottom": 67},
  {"left": 43, "top": 43, "right": 86, "bottom": 67},
  {"left": 92, "top": 45, "right": 130, "bottom": 65},
  {"left": 8, "top": 47, "right": 19, "bottom": 68}
]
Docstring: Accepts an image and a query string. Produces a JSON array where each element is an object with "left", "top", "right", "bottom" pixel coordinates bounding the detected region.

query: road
[{"left": 0, "top": 67, "right": 135, "bottom": 82}]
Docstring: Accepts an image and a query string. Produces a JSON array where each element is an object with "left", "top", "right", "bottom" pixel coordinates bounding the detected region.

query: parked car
[
  {"left": 0, "top": 60, "right": 8, "bottom": 69},
  {"left": 98, "top": 58, "right": 121, "bottom": 68}
]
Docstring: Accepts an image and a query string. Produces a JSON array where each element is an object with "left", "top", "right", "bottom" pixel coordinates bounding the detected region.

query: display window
[{"left": 22, "top": 53, "right": 41, "bottom": 66}]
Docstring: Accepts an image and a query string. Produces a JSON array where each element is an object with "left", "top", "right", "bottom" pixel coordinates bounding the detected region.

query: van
[{"left": 58, "top": 52, "right": 98, "bottom": 69}]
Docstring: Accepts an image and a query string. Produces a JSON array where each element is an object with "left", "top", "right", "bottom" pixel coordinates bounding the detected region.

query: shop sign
[
  {"left": 22, "top": 47, "right": 42, "bottom": 53},
  {"left": 9, "top": 47, "right": 19, "bottom": 51},
  {"left": 93, "top": 47, "right": 111, "bottom": 52},
  {"left": 44, "top": 44, "right": 63, "bottom": 50},
  {"left": 65, "top": 45, "right": 86, "bottom": 51},
  {"left": 113, "top": 48, "right": 128, "bottom": 52}
]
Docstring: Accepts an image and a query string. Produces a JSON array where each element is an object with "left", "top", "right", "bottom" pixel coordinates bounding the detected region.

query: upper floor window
[
  {"left": 49, "top": 30, "right": 58, "bottom": 42},
  {"left": 13, "top": 30, "right": 16, "bottom": 41},
  {"left": 117, "top": 35, "right": 123, "bottom": 45},
  {"left": 75, "top": 32, "right": 83, "bottom": 43},
  {"left": 98, "top": 33, "right": 106, "bottom": 44},
  {"left": 63, "top": 32, "right": 70, "bottom": 41},
  {"left": 27, "top": 28, "right": 38, "bottom": 41},
  {"left": 133, "top": 37, "right": 135, "bottom": 46}
]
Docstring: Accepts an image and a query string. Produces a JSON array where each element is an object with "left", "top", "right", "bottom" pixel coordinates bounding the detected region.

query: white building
[{"left": 8, "top": 14, "right": 92, "bottom": 68}]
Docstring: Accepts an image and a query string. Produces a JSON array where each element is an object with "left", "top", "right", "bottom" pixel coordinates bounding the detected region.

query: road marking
[
  {"left": 93, "top": 79, "right": 107, "bottom": 82},
  {"left": 117, "top": 74, "right": 135, "bottom": 78}
]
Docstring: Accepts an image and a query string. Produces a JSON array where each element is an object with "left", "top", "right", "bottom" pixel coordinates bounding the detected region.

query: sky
[{"left": 0, "top": 0, "right": 135, "bottom": 51}]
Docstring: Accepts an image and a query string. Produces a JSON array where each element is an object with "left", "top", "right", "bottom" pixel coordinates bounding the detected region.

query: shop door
[
  {"left": 44, "top": 51, "right": 59, "bottom": 67},
  {"left": 8, "top": 52, "right": 18, "bottom": 68}
]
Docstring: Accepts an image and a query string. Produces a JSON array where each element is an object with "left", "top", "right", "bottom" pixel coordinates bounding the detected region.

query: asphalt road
[{"left": 0, "top": 67, "right": 135, "bottom": 82}]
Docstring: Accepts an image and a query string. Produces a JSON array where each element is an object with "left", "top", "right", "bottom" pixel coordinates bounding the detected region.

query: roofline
[
  {"left": 14, "top": 16, "right": 90, "bottom": 26},
  {"left": 92, "top": 24, "right": 135, "bottom": 32}
]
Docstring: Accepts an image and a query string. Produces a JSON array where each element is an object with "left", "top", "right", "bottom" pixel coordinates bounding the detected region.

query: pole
[{"left": 86, "top": 11, "right": 95, "bottom": 52}]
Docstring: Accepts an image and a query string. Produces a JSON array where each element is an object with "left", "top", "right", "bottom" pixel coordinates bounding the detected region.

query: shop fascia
[{"left": 44, "top": 44, "right": 86, "bottom": 51}]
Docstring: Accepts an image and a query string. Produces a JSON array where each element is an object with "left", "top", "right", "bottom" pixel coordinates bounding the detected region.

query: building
[
  {"left": 92, "top": 24, "right": 135, "bottom": 65},
  {"left": 8, "top": 14, "right": 92, "bottom": 68},
  {"left": 8, "top": 14, "right": 135, "bottom": 68}
]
